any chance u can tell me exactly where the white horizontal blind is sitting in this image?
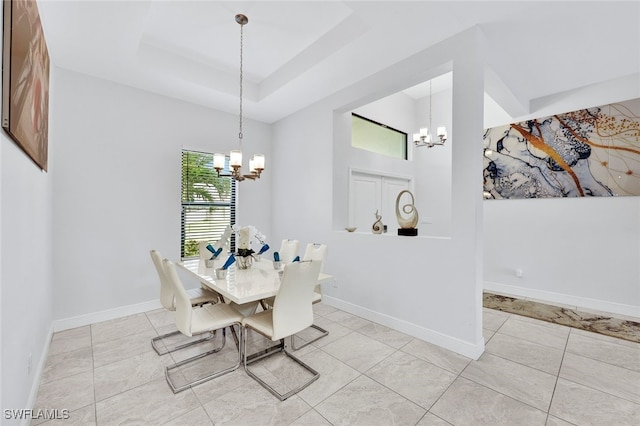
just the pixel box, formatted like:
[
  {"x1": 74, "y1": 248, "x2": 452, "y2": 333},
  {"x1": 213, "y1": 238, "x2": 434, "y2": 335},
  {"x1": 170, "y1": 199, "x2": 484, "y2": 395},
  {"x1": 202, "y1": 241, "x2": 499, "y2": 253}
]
[{"x1": 181, "y1": 150, "x2": 236, "y2": 259}]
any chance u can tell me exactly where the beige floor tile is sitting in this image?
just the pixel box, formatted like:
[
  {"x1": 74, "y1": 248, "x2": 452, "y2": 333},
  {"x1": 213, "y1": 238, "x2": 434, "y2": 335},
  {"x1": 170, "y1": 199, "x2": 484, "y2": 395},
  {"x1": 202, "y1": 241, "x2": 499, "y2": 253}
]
[
  {"x1": 560, "y1": 352, "x2": 640, "y2": 404},
  {"x1": 33, "y1": 371, "x2": 94, "y2": 423},
  {"x1": 30, "y1": 302, "x2": 640, "y2": 426},
  {"x1": 146, "y1": 307, "x2": 176, "y2": 330},
  {"x1": 92, "y1": 329, "x2": 158, "y2": 368},
  {"x1": 401, "y1": 338, "x2": 471, "y2": 375},
  {"x1": 202, "y1": 384, "x2": 311, "y2": 425},
  {"x1": 320, "y1": 331, "x2": 396, "y2": 372},
  {"x1": 566, "y1": 331, "x2": 640, "y2": 372},
  {"x1": 430, "y1": 377, "x2": 547, "y2": 426},
  {"x1": 161, "y1": 406, "x2": 213, "y2": 426},
  {"x1": 545, "y1": 415, "x2": 575, "y2": 426},
  {"x1": 41, "y1": 346, "x2": 93, "y2": 384},
  {"x1": 483, "y1": 328, "x2": 496, "y2": 343},
  {"x1": 483, "y1": 309, "x2": 510, "y2": 331},
  {"x1": 47, "y1": 326, "x2": 91, "y2": 356},
  {"x1": 366, "y1": 350, "x2": 457, "y2": 409},
  {"x1": 94, "y1": 350, "x2": 174, "y2": 401},
  {"x1": 315, "y1": 375, "x2": 426, "y2": 426},
  {"x1": 289, "y1": 409, "x2": 332, "y2": 425},
  {"x1": 313, "y1": 303, "x2": 338, "y2": 317},
  {"x1": 498, "y1": 316, "x2": 569, "y2": 349},
  {"x1": 325, "y1": 310, "x2": 372, "y2": 330},
  {"x1": 416, "y1": 413, "x2": 452, "y2": 425},
  {"x1": 461, "y1": 352, "x2": 556, "y2": 411},
  {"x1": 509, "y1": 313, "x2": 576, "y2": 331},
  {"x1": 95, "y1": 377, "x2": 200, "y2": 425},
  {"x1": 91, "y1": 312, "x2": 156, "y2": 344},
  {"x1": 570, "y1": 326, "x2": 640, "y2": 349},
  {"x1": 190, "y1": 368, "x2": 258, "y2": 406},
  {"x1": 485, "y1": 332, "x2": 564, "y2": 374},
  {"x1": 356, "y1": 322, "x2": 413, "y2": 349},
  {"x1": 549, "y1": 378, "x2": 640, "y2": 426},
  {"x1": 35, "y1": 404, "x2": 95, "y2": 426},
  {"x1": 297, "y1": 347, "x2": 360, "y2": 406}
]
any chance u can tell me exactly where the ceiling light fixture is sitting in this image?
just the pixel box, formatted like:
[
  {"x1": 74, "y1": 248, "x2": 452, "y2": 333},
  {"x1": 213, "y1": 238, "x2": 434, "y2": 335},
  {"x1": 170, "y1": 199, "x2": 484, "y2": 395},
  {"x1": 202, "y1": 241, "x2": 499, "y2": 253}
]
[
  {"x1": 214, "y1": 14, "x2": 264, "y2": 181},
  {"x1": 413, "y1": 80, "x2": 447, "y2": 148}
]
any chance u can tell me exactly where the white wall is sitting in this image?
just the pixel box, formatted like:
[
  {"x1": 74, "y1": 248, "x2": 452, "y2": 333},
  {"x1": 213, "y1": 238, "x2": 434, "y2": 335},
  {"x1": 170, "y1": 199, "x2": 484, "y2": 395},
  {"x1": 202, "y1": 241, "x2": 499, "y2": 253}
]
[
  {"x1": 51, "y1": 69, "x2": 272, "y2": 323},
  {"x1": 273, "y1": 29, "x2": 485, "y2": 359},
  {"x1": 482, "y1": 76, "x2": 640, "y2": 317},
  {"x1": 0, "y1": 81, "x2": 54, "y2": 422},
  {"x1": 414, "y1": 89, "x2": 453, "y2": 237}
]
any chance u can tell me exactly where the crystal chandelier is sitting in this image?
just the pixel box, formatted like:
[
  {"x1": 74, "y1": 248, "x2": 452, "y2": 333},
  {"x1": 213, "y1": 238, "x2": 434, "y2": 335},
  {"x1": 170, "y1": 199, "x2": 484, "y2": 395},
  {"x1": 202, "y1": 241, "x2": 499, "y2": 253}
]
[{"x1": 214, "y1": 14, "x2": 264, "y2": 181}]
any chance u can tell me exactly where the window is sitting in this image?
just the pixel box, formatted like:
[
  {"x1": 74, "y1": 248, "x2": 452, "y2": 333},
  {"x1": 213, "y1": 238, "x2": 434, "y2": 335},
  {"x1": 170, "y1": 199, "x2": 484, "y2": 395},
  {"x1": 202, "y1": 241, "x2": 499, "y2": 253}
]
[
  {"x1": 351, "y1": 113, "x2": 407, "y2": 159},
  {"x1": 181, "y1": 149, "x2": 236, "y2": 259}
]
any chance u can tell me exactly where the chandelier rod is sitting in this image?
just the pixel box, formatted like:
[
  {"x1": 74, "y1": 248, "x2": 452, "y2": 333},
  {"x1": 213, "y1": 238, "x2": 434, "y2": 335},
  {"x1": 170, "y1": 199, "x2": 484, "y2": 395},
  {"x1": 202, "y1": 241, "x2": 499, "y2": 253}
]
[{"x1": 237, "y1": 14, "x2": 247, "y2": 150}]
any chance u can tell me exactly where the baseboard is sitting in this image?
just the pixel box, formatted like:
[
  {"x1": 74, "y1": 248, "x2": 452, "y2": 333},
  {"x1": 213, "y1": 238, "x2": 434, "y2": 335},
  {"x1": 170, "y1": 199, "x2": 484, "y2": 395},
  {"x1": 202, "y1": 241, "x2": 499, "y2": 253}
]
[
  {"x1": 52, "y1": 299, "x2": 163, "y2": 332},
  {"x1": 484, "y1": 281, "x2": 640, "y2": 319},
  {"x1": 321, "y1": 295, "x2": 484, "y2": 360},
  {"x1": 22, "y1": 325, "x2": 54, "y2": 426}
]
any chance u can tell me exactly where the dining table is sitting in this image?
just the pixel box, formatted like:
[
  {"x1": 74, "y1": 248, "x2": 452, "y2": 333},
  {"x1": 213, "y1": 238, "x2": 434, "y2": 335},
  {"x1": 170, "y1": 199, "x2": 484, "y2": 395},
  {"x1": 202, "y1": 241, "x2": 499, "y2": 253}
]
[
  {"x1": 178, "y1": 256, "x2": 333, "y2": 306},
  {"x1": 178, "y1": 256, "x2": 333, "y2": 370}
]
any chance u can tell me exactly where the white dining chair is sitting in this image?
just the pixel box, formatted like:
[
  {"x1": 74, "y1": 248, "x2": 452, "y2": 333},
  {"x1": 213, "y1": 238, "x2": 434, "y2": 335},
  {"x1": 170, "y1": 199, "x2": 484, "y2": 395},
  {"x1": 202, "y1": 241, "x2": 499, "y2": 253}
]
[
  {"x1": 260, "y1": 239, "x2": 300, "y2": 309},
  {"x1": 242, "y1": 260, "x2": 321, "y2": 400},
  {"x1": 163, "y1": 259, "x2": 245, "y2": 393},
  {"x1": 289, "y1": 243, "x2": 330, "y2": 350},
  {"x1": 149, "y1": 250, "x2": 219, "y2": 355},
  {"x1": 278, "y1": 239, "x2": 299, "y2": 264}
]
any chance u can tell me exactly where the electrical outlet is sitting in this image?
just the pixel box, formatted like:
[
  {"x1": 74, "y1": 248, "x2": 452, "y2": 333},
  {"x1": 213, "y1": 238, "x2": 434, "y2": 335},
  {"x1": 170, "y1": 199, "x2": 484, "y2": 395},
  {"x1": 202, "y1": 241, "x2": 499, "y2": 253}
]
[
  {"x1": 515, "y1": 268, "x2": 523, "y2": 278},
  {"x1": 27, "y1": 353, "x2": 32, "y2": 375},
  {"x1": 332, "y1": 279, "x2": 338, "y2": 288}
]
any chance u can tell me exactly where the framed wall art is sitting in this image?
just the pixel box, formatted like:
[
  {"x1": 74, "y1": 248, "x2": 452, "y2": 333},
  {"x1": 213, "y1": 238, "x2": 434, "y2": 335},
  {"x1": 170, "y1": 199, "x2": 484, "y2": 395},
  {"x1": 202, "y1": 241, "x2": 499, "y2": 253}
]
[
  {"x1": 483, "y1": 98, "x2": 640, "y2": 199},
  {"x1": 2, "y1": 0, "x2": 50, "y2": 171}
]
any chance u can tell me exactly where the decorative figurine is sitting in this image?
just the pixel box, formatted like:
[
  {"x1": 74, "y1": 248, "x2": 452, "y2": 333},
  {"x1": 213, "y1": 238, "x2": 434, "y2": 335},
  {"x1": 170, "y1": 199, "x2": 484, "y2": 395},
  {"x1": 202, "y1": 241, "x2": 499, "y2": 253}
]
[
  {"x1": 372, "y1": 210, "x2": 384, "y2": 234},
  {"x1": 396, "y1": 190, "x2": 419, "y2": 236}
]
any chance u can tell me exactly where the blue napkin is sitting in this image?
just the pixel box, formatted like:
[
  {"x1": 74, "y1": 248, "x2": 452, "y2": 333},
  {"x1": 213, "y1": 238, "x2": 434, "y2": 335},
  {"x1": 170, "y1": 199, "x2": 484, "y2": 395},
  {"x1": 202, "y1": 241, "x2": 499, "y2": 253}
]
[
  {"x1": 273, "y1": 252, "x2": 280, "y2": 262},
  {"x1": 221, "y1": 254, "x2": 236, "y2": 270},
  {"x1": 292, "y1": 256, "x2": 300, "y2": 262},
  {"x1": 206, "y1": 244, "x2": 222, "y2": 260},
  {"x1": 258, "y1": 244, "x2": 270, "y2": 255}
]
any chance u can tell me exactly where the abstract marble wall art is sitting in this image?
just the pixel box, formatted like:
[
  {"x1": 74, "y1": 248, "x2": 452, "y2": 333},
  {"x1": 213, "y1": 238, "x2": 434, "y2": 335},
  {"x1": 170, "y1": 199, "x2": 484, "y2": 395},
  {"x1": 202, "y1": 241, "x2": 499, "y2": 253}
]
[{"x1": 483, "y1": 98, "x2": 640, "y2": 199}]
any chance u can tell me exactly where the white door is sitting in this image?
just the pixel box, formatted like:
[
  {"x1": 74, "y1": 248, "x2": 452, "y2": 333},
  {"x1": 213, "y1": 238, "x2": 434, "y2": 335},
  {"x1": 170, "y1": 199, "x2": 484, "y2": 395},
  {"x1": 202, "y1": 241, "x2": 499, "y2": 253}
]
[{"x1": 349, "y1": 171, "x2": 410, "y2": 232}]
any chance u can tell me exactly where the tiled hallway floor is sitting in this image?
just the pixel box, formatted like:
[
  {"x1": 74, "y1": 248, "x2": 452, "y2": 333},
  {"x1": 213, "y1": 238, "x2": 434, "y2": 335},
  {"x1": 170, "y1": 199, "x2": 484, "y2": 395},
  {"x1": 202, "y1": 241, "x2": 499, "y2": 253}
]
[{"x1": 33, "y1": 303, "x2": 640, "y2": 425}]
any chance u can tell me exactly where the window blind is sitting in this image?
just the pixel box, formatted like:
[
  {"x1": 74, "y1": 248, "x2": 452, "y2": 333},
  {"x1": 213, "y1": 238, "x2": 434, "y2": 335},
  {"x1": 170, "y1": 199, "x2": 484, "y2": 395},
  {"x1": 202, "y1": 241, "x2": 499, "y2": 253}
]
[{"x1": 181, "y1": 149, "x2": 236, "y2": 258}]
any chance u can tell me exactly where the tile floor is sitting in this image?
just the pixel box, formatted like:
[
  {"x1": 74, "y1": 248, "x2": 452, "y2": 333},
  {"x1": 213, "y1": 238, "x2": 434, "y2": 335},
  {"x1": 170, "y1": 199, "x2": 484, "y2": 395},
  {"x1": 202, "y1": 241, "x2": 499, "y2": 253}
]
[{"x1": 33, "y1": 303, "x2": 640, "y2": 425}]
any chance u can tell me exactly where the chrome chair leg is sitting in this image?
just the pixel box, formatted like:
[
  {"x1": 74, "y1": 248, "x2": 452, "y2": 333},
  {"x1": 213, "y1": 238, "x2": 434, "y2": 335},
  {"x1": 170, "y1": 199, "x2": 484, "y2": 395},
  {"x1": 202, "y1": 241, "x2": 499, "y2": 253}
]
[
  {"x1": 165, "y1": 325, "x2": 241, "y2": 393},
  {"x1": 151, "y1": 330, "x2": 215, "y2": 356},
  {"x1": 243, "y1": 326, "x2": 320, "y2": 401},
  {"x1": 291, "y1": 324, "x2": 329, "y2": 351}
]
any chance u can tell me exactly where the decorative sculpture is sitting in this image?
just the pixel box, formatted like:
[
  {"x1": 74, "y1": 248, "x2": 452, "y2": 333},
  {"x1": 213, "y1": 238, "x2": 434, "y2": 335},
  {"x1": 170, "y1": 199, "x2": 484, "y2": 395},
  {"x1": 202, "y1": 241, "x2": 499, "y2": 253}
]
[
  {"x1": 372, "y1": 210, "x2": 384, "y2": 234},
  {"x1": 396, "y1": 190, "x2": 419, "y2": 236}
]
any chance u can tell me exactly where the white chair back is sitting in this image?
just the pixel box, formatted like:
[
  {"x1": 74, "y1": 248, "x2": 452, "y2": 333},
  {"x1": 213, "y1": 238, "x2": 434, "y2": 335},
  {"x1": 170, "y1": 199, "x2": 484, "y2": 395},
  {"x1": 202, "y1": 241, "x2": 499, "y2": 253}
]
[
  {"x1": 302, "y1": 243, "x2": 328, "y2": 272},
  {"x1": 279, "y1": 239, "x2": 299, "y2": 264},
  {"x1": 163, "y1": 259, "x2": 194, "y2": 337},
  {"x1": 150, "y1": 250, "x2": 175, "y2": 311},
  {"x1": 272, "y1": 261, "x2": 321, "y2": 341}
]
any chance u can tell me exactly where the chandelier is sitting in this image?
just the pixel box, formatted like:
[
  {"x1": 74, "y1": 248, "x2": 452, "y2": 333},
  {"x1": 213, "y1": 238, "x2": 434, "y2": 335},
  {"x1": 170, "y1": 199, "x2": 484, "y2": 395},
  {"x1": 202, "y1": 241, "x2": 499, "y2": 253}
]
[
  {"x1": 413, "y1": 79, "x2": 447, "y2": 148},
  {"x1": 213, "y1": 14, "x2": 265, "y2": 181}
]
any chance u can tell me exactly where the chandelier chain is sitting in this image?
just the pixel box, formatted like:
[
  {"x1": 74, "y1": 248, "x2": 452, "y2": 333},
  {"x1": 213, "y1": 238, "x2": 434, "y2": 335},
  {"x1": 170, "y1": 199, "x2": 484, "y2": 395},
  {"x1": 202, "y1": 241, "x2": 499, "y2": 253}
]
[
  {"x1": 238, "y1": 21, "x2": 244, "y2": 145},
  {"x1": 429, "y1": 79, "x2": 432, "y2": 133}
]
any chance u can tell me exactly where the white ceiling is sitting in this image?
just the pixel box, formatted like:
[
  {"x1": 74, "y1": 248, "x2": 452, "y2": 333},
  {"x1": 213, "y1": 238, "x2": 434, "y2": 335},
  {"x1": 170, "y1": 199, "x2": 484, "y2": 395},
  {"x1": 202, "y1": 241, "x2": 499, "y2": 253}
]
[{"x1": 37, "y1": 1, "x2": 640, "y2": 123}]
